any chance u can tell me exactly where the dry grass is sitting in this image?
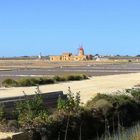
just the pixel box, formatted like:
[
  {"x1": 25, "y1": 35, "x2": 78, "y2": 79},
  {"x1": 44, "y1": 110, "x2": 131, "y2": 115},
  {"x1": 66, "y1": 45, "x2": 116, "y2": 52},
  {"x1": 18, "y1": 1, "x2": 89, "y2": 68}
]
[{"x1": 102, "y1": 123, "x2": 140, "y2": 140}]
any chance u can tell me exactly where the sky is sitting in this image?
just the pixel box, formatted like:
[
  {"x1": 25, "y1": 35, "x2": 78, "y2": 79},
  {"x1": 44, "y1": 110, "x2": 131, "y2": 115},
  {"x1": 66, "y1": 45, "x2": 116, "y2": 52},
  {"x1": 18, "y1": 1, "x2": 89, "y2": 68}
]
[{"x1": 0, "y1": 0, "x2": 140, "y2": 57}]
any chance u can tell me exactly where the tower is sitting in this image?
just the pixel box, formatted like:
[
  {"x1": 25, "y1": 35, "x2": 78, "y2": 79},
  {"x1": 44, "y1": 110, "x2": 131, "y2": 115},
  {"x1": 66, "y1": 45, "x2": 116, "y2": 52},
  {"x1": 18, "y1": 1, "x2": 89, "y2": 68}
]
[
  {"x1": 78, "y1": 46, "x2": 84, "y2": 56},
  {"x1": 38, "y1": 52, "x2": 42, "y2": 59}
]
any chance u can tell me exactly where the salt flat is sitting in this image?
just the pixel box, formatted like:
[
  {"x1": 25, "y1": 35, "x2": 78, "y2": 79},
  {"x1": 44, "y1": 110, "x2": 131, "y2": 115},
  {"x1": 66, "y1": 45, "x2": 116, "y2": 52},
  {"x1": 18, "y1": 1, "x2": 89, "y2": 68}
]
[{"x1": 0, "y1": 73, "x2": 140, "y2": 103}]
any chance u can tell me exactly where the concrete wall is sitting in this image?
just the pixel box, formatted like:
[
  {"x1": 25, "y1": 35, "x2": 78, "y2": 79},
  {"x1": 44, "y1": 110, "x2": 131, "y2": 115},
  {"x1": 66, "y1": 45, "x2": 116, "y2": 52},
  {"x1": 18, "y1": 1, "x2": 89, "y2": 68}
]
[{"x1": 0, "y1": 91, "x2": 66, "y2": 119}]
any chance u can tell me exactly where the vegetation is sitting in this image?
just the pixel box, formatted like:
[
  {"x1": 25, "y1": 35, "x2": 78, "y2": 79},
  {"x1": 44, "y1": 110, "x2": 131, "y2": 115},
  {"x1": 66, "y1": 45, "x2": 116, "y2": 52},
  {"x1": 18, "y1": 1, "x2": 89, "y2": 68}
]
[
  {"x1": 0, "y1": 105, "x2": 4, "y2": 121},
  {"x1": 1, "y1": 87, "x2": 140, "y2": 139},
  {"x1": 53, "y1": 76, "x2": 66, "y2": 82},
  {"x1": 57, "y1": 87, "x2": 81, "y2": 113},
  {"x1": 100, "y1": 122, "x2": 140, "y2": 140},
  {"x1": 2, "y1": 79, "x2": 18, "y2": 87},
  {"x1": 16, "y1": 93, "x2": 48, "y2": 128},
  {"x1": 66, "y1": 74, "x2": 87, "y2": 81},
  {"x1": 2, "y1": 74, "x2": 88, "y2": 87}
]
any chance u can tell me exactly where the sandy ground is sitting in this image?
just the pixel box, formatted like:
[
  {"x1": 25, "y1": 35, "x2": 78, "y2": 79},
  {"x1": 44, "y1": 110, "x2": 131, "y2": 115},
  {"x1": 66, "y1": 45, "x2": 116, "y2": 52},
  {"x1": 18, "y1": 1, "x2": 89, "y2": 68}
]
[
  {"x1": 0, "y1": 73, "x2": 140, "y2": 104},
  {"x1": 0, "y1": 132, "x2": 15, "y2": 139},
  {"x1": 0, "y1": 132, "x2": 23, "y2": 139},
  {"x1": 1, "y1": 73, "x2": 140, "y2": 139}
]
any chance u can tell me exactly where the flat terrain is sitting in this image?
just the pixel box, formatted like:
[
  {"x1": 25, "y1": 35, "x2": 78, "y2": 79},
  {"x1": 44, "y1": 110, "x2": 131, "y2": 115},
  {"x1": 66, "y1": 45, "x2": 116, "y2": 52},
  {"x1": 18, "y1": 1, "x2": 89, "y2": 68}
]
[
  {"x1": 1, "y1": 61, "x2": 140, "y2": 139},
  {"x1": 0, "y1": 60, "x2": 140, "y2": 102},
  {"x1": 0, "y1": 73, "x2": 140, "y2": 104},
  {"x1": 0, "y1": 60, "x2": 140, "y2": 83}
]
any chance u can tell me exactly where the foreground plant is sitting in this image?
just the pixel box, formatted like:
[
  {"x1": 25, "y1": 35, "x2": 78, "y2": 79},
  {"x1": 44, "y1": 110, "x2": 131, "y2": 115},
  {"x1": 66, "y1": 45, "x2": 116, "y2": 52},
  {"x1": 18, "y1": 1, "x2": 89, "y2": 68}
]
[
  {"x1": 1, "y1": 87, "x2": 140, "y2": 140},
  {"x1": 16, "y1": 87, "x2": 48, "y2": 128}
]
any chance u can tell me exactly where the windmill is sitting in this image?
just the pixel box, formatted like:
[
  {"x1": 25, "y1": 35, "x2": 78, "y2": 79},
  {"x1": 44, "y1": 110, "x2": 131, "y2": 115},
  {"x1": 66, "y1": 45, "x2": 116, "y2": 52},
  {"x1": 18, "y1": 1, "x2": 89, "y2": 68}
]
[{"x1": 77, "y1": 44, "x2": 84, "y2": 56}]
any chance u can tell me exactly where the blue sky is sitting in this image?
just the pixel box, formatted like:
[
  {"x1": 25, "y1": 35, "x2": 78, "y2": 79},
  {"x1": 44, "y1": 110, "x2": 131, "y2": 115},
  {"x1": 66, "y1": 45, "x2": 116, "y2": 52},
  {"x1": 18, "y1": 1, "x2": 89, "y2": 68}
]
[{"x1": 0, "y1": 0, "x2": 140, "y2": 56}]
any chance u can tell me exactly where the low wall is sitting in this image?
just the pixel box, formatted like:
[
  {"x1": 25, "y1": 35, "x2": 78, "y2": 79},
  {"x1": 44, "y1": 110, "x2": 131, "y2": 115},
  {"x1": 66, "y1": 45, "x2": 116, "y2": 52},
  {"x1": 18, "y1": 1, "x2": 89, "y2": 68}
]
[{"x1": 0, "y1": 91, "x2": 67, "y2": 119}]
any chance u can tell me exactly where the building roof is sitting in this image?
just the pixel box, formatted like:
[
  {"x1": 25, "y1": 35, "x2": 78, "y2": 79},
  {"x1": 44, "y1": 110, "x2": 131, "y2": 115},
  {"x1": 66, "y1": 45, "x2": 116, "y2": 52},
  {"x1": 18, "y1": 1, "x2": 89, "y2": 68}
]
[{"x1": 79, "y1": 47, "x2": 84, "y2": 51}]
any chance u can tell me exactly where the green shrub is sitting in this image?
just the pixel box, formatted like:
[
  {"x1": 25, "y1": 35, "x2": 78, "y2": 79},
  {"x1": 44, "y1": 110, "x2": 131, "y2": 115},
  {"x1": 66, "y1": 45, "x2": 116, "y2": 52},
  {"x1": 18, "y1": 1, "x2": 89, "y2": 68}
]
[
  {"x1": 28, "y1": 78, "x2": 40, "y2": 85},
  {"x1": 57, "y1": 87, "x2": 81, "y2": 113},
  {"x1": 2, "y1": 87, "x2": 140, "y2": 140},
  {"x1": 87, "y1": 93, "x2": 140, "y2": 127},
  {"x1": 16, "y1": 92, "x2": 48, "y2": 127},
  {"x1": 53, "y1": 76, "x2": 66, "y2": 82},
  {"x1": 2, "y1": 74, "x2": 88, "y2": 87},
  {"x1": 17, "y1": 77, "x2": 55, "y2": 87},
  {"x1": 18, "y1": 78, "x2": 34, "y2": 87},
  {"x1": 0, "y1": 105, "x2": 4, "y2": 121},
  {"x1": 38, "y1": 78, "x2": 55, "y2": 85},
  {"x1": 92, "y1": 99, "x2": 113, "y2": 115},
  {"x1": 82, "y1": 74, "x2": 88, "y2": 79},
  {"x1": 54, "y1": 74, "x2": 88, "y2": 82},
  {"x1": 87, "y1": 93, "x2": 134, "y2": 108},
  {"x1": 66, "y1": 75, "x2": 83, "y2": 81},
  {"x1": 2, "y1": 79, "x2": 18, "y2": 87},
  {"x1": 126, "y1": 88, "x2": 140, "y2": 101}
]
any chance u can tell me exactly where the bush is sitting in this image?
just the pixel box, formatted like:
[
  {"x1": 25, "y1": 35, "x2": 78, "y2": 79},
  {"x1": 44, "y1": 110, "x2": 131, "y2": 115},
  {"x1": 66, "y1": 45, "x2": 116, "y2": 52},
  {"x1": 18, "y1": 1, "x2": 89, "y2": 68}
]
[
  {"x1": 38, "y1": 78, "x2": 55, "y2": 85},
  {"x1": 17, "y1": 77, "x2": 55, "y2": 87},
  {"x1": 92, "y1": 99, "x2": 113, "y2": 116},
  {"x1": 7, "y1": 120, "x2": 19, "y2": 129},
  {"x1": 87, "y1": 93, "x2": 140, "y2": 127},
  {"x1": 2, "y1": 88, "x2": 140, "y2": 140},
  {"x1": 0, "y1": 105, "x2": 4, "y2": 121},
  {"x1": 57, "y1": 87, "x2": 81, "y2": 113},
  {"x1": 67, "y1": 75, "x2": 81, "y2": 81},
  {"x1": 18, "y1": 78, "x2": 34, "y2": 87},
  {"x1": 54, "y1": 74, "x2": 88, "y2": 82},
  {"x1": 2, "y1": 74, "x2": 88, "y2": 87},
  {"x1": 66, "y1": 74, "x2": 88, "y2": 81},
  {"x1": 16, "y1": 92, "x2": 48, "y2": 127},
  {"x1": 87, "y1": 93, "x2": 134, "y2": 108},
  {"x1": 53, "y1": 76, "x2": 66, "y2": 82},
  {"x1": 2, "y1": 79, "x2": 18, "y2": 87},
  {"x1": 126, "y1": 88, "x2": 140, "y2": 101},
  {"x1": 82, "y1": 74, "x2": 88, "y2": 79}
]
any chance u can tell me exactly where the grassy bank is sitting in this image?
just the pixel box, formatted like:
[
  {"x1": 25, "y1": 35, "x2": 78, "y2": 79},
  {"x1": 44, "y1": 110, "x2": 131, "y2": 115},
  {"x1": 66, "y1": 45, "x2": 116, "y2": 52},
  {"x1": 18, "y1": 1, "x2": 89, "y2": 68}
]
[{"x1": 2, "y1": 74, "x2": 88, "y2": 87}]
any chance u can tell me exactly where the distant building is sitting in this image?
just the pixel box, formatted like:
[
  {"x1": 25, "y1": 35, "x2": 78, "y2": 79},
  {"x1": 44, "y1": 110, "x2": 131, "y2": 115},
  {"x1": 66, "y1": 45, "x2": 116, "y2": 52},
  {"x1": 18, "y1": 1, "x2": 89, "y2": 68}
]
[
  {"x1": 38, "y1": 52, "x2": 42, "y2": 59},
  {"x1": 50, "y1": 47, "x2": 93, "y2": 61}
]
